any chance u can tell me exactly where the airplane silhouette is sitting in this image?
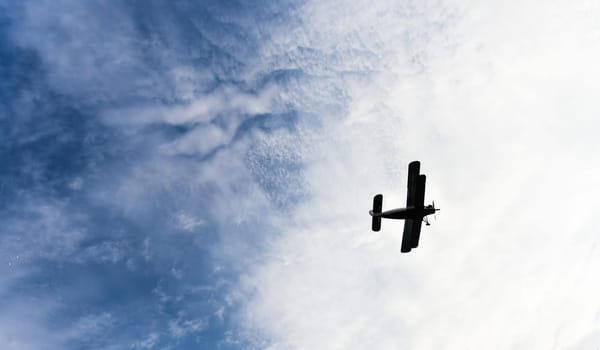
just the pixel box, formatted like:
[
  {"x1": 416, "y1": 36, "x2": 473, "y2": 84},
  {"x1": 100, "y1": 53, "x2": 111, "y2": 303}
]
[{"x1": 369, "y1": 161, "x2": 439, "y2": 253}]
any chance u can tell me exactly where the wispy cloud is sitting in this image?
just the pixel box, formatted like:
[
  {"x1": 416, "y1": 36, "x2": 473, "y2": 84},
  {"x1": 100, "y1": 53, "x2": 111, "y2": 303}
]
[
  {"x1": 1, "y1": 1, "x2": 302, "y2": 348},
  {"x1": 132, "y1": 332, "x2": 159, "y2": 350}
]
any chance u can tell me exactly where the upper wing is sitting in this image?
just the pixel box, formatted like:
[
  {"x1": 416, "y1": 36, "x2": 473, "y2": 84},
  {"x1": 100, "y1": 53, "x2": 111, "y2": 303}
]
[
  {"x1": 404, "y1": 174, "x2": 427, "y2": 251},
  {"x1": 409, "y1": 174, "x2": 426, "y2": 248},
  {"x1": 405, "y1": 161, "x2": 421, "y2": 207},
  {"x1": 416, "y1": 174, "x2": 426, "y2": 208},
  {"x1": 403, "y1": 162, "x2": 427, "y2": 252}
]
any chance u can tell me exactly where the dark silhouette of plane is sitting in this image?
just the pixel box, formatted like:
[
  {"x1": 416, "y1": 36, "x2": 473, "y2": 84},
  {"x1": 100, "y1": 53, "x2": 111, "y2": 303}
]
[{"x1": 369, "y1": 161, "x2": 439, "y2": 253}]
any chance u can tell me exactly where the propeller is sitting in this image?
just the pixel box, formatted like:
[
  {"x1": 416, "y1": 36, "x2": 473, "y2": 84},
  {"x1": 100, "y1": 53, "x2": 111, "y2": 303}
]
[{"x1": 424, "y1": 201, "x2": 439, "y2": 225}]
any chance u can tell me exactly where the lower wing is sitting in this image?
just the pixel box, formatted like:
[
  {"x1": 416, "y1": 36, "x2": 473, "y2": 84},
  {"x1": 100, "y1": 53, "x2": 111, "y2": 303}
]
[
  {"x1": 410, "y1": 219, "x2": 423, "y2": 249},
  {"x1": 401, "y1": 220, "x2": 414, "y2": 253},
  {"x1": 401, "y1": 219, "x2": 423, "y2": 253}
]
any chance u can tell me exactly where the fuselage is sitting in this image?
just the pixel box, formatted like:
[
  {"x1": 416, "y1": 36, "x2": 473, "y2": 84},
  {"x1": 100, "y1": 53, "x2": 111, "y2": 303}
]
[{"x1": 376, "y1": 206, "x2": 436, "y2": 220}]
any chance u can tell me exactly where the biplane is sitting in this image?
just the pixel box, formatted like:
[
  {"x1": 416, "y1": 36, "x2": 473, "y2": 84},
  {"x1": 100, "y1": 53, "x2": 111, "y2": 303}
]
[{"x1": 369, "y1": 161, "x2": 439, "y2": 253}]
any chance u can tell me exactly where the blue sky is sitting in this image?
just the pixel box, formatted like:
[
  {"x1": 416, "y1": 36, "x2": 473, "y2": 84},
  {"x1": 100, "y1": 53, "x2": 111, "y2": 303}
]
[
  {"x1": 4, "y1": 1, "x2": 600, "y2": 349},
  {"x1": 1, "y1": 1, "x2": 303, "y2": 348}
]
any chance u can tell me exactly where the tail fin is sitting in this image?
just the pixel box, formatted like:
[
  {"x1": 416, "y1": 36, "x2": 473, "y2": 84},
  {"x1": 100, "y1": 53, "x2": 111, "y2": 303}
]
[{"x1": 371, "y1": 194, "x2": 383, "y2": 231}]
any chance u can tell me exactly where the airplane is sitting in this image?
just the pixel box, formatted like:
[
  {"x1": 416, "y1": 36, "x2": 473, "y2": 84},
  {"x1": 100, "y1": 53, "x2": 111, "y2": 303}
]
[{"x1": 369, "y1": 161, "x2": 439, "y2": 253}]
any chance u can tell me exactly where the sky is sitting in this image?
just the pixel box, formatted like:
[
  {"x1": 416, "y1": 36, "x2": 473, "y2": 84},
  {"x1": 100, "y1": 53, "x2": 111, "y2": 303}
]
[{"x1": 2, "y1": 0, "x2": 600, "y2": 349}]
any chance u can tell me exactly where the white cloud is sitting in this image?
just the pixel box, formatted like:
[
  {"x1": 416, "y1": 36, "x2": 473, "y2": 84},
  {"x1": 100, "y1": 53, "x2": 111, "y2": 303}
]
[
  {"x1": 0, "y1": 301, "x2": 114, "y2": 350},
  {"x1": 66, "y1": 312, "x2": 114, "y2": 338},
  {"x1": 173, "y1": 212, "x2": 205, "y2": 232},
  {"x1": 0, "y1": 199, "x2": 87, "y2": 264},
  {"x1": 101, "y1": 84, "x2": 279, "y2": 128},
  {"x1": 236, "y1": 0, "x2": 600, "y2": 349},
  {"x1": 132, "y1": 332, "x2": 159, "y2": 349},
  {"x1": 168, "y1": 317, "x2": 207, "y2": 339},
  {"x1": 159, "y1": 124, "x2": 230, "y2": 157},
  {"x1": 0, "y1": 299, "x2": 62, "y2": 350}
]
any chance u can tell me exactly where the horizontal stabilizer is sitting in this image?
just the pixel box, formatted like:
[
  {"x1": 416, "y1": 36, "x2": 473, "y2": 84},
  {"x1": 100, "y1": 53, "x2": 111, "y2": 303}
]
[{"x1": 371, "y1": 194, "x2": 383, "y2": 231}]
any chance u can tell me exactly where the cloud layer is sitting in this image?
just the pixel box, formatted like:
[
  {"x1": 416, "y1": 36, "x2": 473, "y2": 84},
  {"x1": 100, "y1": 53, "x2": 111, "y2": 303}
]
[
  {"x1": 1, "y1": 1, "x2": 303, "y2": 348},
  {"x1": 4, "y1": 0, "x2": 600, "y2": 349}
]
